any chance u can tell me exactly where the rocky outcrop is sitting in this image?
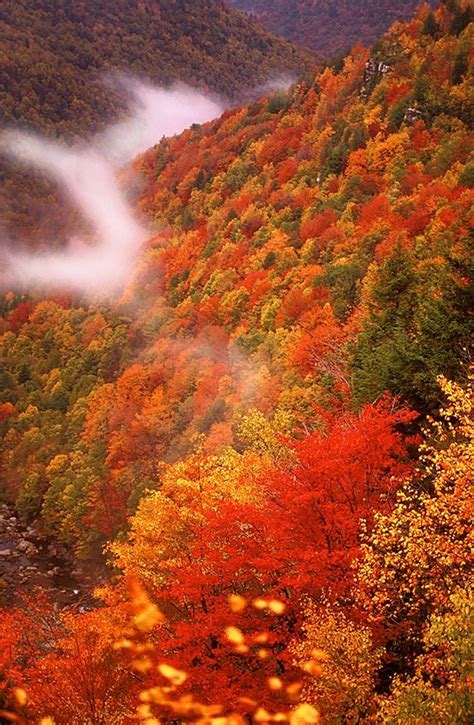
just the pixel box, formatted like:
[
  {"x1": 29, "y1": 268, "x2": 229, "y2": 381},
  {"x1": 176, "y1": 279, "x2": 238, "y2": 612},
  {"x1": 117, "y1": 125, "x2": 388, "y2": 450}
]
[
  {"x1": 361, "y1": 58, "x2": 391, "y2": 100},
  {"x1": 404, "y1": 105, "x2": 423, "y2": 124},
  {"x1": 0, "y1": 503, "x2": 88, "y2": 608}
]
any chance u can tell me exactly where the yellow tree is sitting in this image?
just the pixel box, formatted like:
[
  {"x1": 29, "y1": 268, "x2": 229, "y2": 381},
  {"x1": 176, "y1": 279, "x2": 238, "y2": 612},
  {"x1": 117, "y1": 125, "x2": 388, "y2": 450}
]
[
  {"x1": 291, "y1": 602, "x2": 381, "y2": 724},
  {"x1": 109, "y1": 447, "x2": 268, "y2": 592},
  {"x1": 378, "y1": 588, "x2": 473, "y2": 724},
  {"x1": 356, "y1": 373, "x2": 473, "y2": 685}
]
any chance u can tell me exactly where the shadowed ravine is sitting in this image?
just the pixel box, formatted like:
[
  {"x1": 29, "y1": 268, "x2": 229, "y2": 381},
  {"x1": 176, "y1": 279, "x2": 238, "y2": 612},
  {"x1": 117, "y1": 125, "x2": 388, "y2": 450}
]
[{"x1": 0, "y1": 503, "x2": 101, "y2": 609}]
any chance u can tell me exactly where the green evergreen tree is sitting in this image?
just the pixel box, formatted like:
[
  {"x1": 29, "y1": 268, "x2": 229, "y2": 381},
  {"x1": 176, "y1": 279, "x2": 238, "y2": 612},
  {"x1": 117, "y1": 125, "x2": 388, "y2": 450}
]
[{"x1": 421, "y1": 11, "x2": 440, "y2": 38}]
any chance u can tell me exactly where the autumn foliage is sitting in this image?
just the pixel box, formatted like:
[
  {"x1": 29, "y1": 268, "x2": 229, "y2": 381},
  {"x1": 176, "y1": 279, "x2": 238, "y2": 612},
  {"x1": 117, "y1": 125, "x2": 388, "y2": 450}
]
[
  {"x1": 1, "y1": 1, "x2": 473, "y2": 722},
  {"x1": 230, "y1": 0, "x2": 441, "y2": 55}
]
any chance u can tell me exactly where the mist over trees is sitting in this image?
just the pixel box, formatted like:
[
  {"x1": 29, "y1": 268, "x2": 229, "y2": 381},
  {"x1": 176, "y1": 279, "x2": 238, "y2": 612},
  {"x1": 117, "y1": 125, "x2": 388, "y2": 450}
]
[
  {"x1": 0, "y1": 0, "x2": 316, "y2": 244},
  {"x1": 0, "y1": 1, "x2": 473, "y2": 722}
]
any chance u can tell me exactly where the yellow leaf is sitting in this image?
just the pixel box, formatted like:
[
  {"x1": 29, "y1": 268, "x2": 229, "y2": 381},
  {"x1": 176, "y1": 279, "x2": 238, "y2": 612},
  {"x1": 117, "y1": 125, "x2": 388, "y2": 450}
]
[
  {"x1": 268, "y1": 600, "x2": 286, "y2": 615},
  {"x1": 229, "y1": 594, "x2": 248, "y2": 613},
  {"x1": 157, "y1": 663, "x2": 188, "y2": 686},
  {"x1": 290, "y1": 704, "x2": 320, "y2": 724},
  {"x1": 225, "y1": 626, "x2": 245, "y2": 646},
  {"x1": 14, "y1": 689, "x2": 28, "y2": 706},
  {"x1": 268, "y1": 676, "x2": 283, "y2": 690}
]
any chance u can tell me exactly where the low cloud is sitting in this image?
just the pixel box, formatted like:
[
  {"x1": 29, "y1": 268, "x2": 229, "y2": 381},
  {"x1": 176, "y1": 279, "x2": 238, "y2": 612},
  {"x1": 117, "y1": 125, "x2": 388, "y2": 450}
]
[
  {"x1": 99, "y1": 77, "x2": 223, "y2": 163},
  {"x1": 0, "y1": 79, "x2": 223, "y2": 297}
]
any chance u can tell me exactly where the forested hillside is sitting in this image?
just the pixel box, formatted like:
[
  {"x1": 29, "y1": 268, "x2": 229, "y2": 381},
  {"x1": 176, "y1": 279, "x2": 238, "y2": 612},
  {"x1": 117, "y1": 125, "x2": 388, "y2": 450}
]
[
  {"x1": 1, "y1": 1, "x2": 473, "y2": 722},
  {"x1": 230, "y1": 0, "x2": 445, "y2": 55},
  {"x1": 0, "y1": 0, "x2": 315, "y2": 243},
  {"x1": 1, "y1": 0, "x2": 315, "y2": 134}
]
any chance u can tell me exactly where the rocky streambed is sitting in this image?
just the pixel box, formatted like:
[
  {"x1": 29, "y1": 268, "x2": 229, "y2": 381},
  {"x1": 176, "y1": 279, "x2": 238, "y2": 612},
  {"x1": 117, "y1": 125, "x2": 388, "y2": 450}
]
[{"x1": 0, "y1": 503, "x2": 100, "y2": 609}]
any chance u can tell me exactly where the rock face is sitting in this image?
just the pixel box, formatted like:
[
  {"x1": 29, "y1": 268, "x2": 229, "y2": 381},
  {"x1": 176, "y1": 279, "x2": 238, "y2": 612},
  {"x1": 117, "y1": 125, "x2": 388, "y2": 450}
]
[
  {"x1": 17, "y1": 539, "x2": 38, "y2": 555},
  {"x1": 361, "y1": 58, "x2": 391, "y2": 100},
  {"x1": 404, "y1": 106, "x2": 423, "y2": 124},
  {"x1": 0, "y1": 503, "x2": 87, "y2": 607}
]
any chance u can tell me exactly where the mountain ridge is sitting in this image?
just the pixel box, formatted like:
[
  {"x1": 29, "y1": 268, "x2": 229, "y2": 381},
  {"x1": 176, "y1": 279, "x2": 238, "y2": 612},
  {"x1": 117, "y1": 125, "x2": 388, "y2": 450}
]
[
  {"x1": 0, "y1": 0, "x2": 316, "y2": 243},
  {"x1": 229, "y1": 0, "x2": 441, "y2": 56},
  {"x1": 0, "y1": 3, "x2": 473, "y2": 720},
  {"x1": 1, "y1": 0, "x2": 471, "y2": 549}
]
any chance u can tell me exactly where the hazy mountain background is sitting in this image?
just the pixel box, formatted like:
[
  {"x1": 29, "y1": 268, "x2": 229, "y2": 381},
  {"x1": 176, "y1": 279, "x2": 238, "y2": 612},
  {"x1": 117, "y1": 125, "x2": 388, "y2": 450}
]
[
  {"x1": 0, "y1": 1, "x2": 473, "y2": 720},
  {"x1": 229, "y1": 0, "x2": 438, "y2": 56},
  {"x1": 0, "y1": 0, "x2": 316, "y2": 243}
]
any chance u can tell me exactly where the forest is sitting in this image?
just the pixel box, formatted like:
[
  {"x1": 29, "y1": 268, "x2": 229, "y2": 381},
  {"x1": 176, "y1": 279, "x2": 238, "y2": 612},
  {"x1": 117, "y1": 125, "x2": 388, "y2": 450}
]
[
  {"x1": 0, "y1": 0, "x2": 315, "y2": 244},
  {"x1": 0, "y1": 0, "x2": 473, "y2": 722},
  {"x1": 229, "y1": 0, "x2": 442, "y2": 56}
]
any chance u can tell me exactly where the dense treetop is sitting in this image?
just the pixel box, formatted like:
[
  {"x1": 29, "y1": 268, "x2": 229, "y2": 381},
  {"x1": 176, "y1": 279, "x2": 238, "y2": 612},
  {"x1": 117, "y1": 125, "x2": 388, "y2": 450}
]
[
  {"x1": 133, "y1": 0, "x2": 472, "y2": 412},
  {"x1": 1, "y1": 0, "x2": 314, "y2": 136},
  {"x1": 0, "y1": 0, "x2": 315, "y2": 242},
  {"x1": 1, "y1": 0, "x2": 471, "y2": 550},
  {"x1": 0, "y1": 2, "x2": 473, "y2": 721},
  {"x1": 230, "y1": 0, "x2": 441, "y2": 56}
]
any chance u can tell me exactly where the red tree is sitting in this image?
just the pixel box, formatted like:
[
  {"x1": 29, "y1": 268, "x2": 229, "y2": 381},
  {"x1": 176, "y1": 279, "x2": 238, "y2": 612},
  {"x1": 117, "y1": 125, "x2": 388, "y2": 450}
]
[{"x1": 114, "y1": 400, "x2": 416, "y2": 707}]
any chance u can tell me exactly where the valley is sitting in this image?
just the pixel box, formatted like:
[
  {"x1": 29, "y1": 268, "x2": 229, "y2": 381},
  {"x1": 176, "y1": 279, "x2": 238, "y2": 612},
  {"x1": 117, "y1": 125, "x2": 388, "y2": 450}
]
[{"x1": 0, "y1": 1, "x2": 472, "y2": 722}]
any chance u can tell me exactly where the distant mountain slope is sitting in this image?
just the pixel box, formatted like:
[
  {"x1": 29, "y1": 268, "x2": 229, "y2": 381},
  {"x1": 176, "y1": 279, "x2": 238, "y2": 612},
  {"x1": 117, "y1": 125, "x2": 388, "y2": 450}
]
[
  {"x1": 2, "y1": 0, "x2": 472, "y2": 556},
  {"x1": 0, "y1": 5, "x2": 472, "y2": 713},
  {"x1": 229, "y1": 0, "x2": 440, "y2": 56},
  {"x1": 133, "y1": 0, "x2": 472, "y2": 416},
  {"x1": 0, "y1": 0, "x2": 315, "y2": 242},
  {"x1": 1, "y1": 0, "x2": 314, "y2": 135}
]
